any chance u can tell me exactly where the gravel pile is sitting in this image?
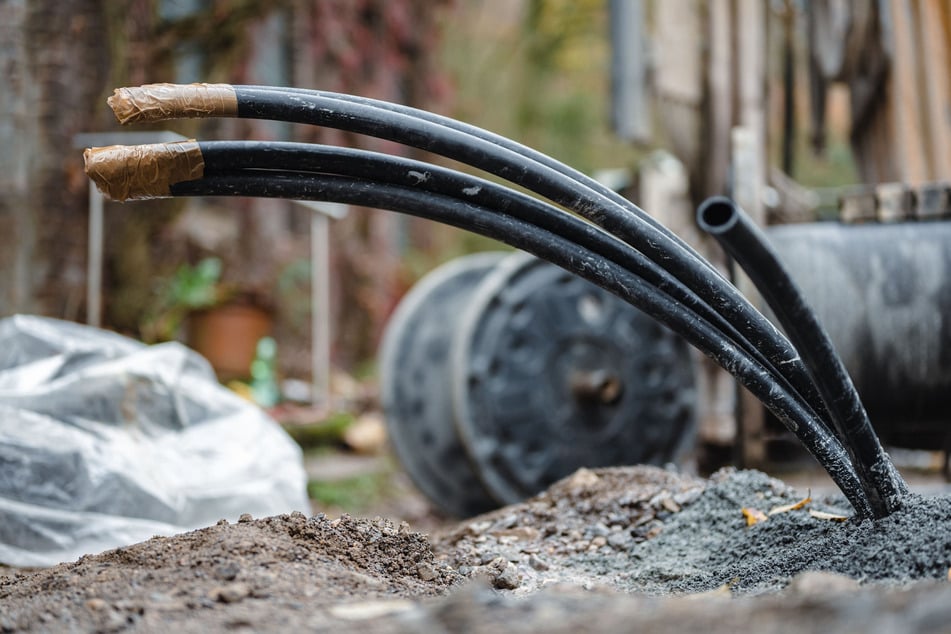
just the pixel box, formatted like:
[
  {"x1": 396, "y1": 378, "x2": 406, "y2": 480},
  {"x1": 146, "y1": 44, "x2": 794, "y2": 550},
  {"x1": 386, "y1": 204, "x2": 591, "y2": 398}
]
[{"x1": 3, "y1": 465, "x2": 950, "y2": 632}]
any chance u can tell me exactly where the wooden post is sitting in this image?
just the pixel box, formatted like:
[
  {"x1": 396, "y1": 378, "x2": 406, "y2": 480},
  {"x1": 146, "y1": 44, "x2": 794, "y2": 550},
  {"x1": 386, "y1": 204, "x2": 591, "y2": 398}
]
[
  {"x1": 731, "y1": 127, "x2": 768, "y2": 468},
  {"x1": 705, "y1": 0, "x2": 734, "y2": 199},
  {"x1": 884, "y1": 0, "x2": 929, "y2": 184},
  {"x1": 917, "y1": 0, "x2": 951, "y2": 179}
]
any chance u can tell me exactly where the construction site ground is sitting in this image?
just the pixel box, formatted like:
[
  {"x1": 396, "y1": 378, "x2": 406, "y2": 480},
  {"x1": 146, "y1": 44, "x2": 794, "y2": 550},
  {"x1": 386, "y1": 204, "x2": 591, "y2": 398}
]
[{"x1": 3, "y1": 444, "x2": 951, "y2": 633}]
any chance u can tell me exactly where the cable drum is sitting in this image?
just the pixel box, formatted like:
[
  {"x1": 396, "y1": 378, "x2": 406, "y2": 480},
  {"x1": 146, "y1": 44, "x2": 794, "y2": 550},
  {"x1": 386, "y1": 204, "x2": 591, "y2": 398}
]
[
  {"x1": 451, "y1": 253, "x2": 698, "y2": 505},
  {"x1": 381, "y1": 252, "x2": 698, "y2": 515},
  {"x1": 379, "y1": 253, "x2": 507, "y2": 517}
]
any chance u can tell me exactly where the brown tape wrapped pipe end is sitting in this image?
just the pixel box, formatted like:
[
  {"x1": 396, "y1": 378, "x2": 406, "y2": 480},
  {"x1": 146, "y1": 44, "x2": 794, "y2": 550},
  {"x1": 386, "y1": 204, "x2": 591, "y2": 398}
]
[
  {"x1": 108, "y1": 83, "x2": 238, "y2": 124},
  {"x1": 83, "y1": 141, "x2": 205, "y2": 201}
]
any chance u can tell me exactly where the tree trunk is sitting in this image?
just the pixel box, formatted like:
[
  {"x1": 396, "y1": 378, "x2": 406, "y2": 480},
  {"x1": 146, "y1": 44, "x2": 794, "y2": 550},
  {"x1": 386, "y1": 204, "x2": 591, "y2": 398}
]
[{"x1": 0, "y1": 0, "x2": 109, "y2": 319}]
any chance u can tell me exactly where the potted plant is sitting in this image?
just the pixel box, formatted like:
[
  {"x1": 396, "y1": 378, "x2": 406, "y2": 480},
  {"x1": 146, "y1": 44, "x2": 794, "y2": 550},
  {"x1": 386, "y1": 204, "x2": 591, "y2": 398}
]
[{"x1": 141, "y1": 257, "x2": 273, "y2": 381}]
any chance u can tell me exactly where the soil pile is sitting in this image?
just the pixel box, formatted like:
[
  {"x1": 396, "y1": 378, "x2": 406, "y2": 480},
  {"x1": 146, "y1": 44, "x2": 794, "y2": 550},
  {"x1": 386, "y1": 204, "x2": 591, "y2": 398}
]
[
  {"x1": 435, "y1": 466, "x2": 951, "y2": 596},
  {"x1": 0, "y1": 512, "x2": 459, "y2": 632},
  {"x1": 2, "y1": 465, "x2": 951, "y2": 632}
]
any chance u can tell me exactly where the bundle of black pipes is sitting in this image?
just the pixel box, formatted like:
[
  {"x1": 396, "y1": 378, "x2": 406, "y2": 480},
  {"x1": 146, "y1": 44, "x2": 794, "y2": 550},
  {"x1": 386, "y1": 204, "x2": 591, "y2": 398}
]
[{"x1": 84, "y1": 83, "x2": 907, "y2": 519}]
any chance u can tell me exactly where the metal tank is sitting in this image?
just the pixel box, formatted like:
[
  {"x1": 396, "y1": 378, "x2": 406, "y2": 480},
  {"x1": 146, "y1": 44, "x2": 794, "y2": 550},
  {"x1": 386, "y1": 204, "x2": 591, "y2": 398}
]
[{"x1": 767, "y1": 220, "x2": 951, "y2": 449}]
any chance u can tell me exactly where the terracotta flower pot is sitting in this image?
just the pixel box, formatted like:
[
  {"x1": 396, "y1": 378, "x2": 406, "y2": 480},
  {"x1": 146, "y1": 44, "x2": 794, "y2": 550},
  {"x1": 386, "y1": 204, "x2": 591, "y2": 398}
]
[{"x1": 187, "y1": 303, "x2": 273, "y2": 381}]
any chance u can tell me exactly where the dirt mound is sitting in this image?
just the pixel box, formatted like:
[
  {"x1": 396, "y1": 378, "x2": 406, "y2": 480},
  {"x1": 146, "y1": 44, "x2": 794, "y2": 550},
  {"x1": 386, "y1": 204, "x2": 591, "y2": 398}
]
[
  {"x1": 0, "y1": 512, "x2": 459, "y2": 632},
  {"x1": 2, "y1": 465, "x2": 951, "y2": 632}
]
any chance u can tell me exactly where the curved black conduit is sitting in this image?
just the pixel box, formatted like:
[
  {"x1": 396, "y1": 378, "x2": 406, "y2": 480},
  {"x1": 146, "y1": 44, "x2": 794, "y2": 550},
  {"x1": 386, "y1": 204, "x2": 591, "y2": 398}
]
[
  {"x1": 232, "y1": 86, "x2": 834, "y2": 426},
  {"x1": 108, "y1": 84, "x2": 834, "y2": 447},
  {"x1": 199, "y1": 140, "x2": 789, "y2": 390},
  {"x1": 241, "y1": 86, "x2": 719, "y2": 272},
  {"x1": 164, "y1": 169, "x2": 872, "y2": 516},
  {"x1": 100, "y1": 84, "x2": 904, "y2": 515},
  {"x1": 697, "y1": 197, "x2": 907, "y2": 515}
]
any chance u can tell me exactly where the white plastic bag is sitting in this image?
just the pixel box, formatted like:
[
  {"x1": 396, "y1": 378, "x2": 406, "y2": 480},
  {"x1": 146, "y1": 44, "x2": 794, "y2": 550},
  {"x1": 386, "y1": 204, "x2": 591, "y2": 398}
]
[{"x1": 0, "y1": 315, "x2": 309, "y2": 567}]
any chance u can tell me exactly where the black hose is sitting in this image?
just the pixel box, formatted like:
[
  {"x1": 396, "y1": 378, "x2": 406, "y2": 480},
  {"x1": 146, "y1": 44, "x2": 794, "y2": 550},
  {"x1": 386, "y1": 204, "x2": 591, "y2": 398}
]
[
  {"x1": 102, "y1": 84, "x2": 894, "y2": 515},
  {"x1": 198, "y1": 140, "x2": 846, "y2": 484},
  {"x1": 697, "y1": 196, "x2": 907, "y2": 517},
  {"x1": 238, "y1": 86, "x2": 717, "y2": 271},
  {"x1": 109, "y1": 83, "x2": 837, "y2": 453},
  {"x1": 168, "y1": 169, "x2": 873, "y2": 516},
  {"x1": 198, "y1": 140, "x2": 787, "y2": 391},
  {"x1": 225, "y1": 85, "x2": 836, "y2": 438}
]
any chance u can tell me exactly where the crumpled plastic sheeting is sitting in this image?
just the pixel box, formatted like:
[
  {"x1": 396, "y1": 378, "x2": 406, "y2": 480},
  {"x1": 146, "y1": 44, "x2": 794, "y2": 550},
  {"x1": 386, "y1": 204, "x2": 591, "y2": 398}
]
[{"x1": 0, "y1": 315, "x2": 310, "y2": 567}]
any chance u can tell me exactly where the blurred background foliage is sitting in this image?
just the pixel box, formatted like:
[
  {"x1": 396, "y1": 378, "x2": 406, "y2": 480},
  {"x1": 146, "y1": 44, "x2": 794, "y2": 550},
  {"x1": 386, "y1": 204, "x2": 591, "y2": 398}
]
[{"x1": 0, "y1": 0, "x2": 874, "y2": 384}]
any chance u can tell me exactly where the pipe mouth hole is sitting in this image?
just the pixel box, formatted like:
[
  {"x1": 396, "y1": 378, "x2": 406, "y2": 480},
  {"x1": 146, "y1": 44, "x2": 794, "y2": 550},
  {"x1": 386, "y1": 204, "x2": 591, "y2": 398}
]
[{"x1": 697, "y1": 197, "x2": 739, "y2": 233}]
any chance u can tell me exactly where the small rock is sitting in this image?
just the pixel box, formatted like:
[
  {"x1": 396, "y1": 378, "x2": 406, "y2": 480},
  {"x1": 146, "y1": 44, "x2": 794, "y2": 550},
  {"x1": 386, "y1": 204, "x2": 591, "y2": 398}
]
[
  {"x1": 494, "y1": 526, "x2": 541, "y2": 542},
  {"x1": 528, "y1": 554, "x2": 550, "y2": 571},
  {"x1": 591, "y1": 536, "x2": 607, "y2": 548},
  {"x1": 209, "y1": 583, "x2": 251, "y2": 604},
  {"x1": 85, "y1": 598, "x2": 107, "y2": 611},
  {"x1": 661, "y1": 497, "x2": 681, "y2": 513},
  {"x1": 563, "y1": 468, "x2": 600, "y2": 491},
  {"x1": 644, "y1": 525, "x2": 663, "y2": 539},
  {"x1": 589, "y1": 523, "x2": 611, "y2": 537},
  {"x1": 216, "y1": 519, "x2": 229, "y2": 526},
  {"x1": 673, "y1": 488, "x2": 703, "y2": 506},
  {"x1": 238, "y1": 513, "x2": 253, "y2": 523},
  {"x1": 479, "y1": 552, "x2": 501, "y2": 566},
  {"x1": 416, "y1": 563, "x2": 437, "y2": 581},
  {"x1": 784, "y1": 571, "x2": 859, "y2": 596},
  {"x1": 492, "y1": 562, "x2": 521, "y2": 590},
  {"x1": 214, "y1": 563, "x2": 240, "y2": 581}
]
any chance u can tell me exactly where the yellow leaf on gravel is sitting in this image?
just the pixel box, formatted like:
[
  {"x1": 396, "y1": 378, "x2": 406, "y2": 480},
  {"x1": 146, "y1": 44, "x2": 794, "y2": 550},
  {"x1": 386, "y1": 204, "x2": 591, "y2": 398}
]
[
  {"x1": 742, "y1": 507, "x2": 768, "y2": 526},
  {"x1": 768, "y1": 491, "x2": 812, "y2": 516}
]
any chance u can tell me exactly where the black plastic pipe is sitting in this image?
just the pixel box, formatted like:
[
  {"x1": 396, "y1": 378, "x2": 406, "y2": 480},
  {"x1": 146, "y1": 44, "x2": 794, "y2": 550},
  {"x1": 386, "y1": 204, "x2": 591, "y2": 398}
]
[
  {"x1": 166, "y1": 169, "x2": 872, "y2": 516},
  {"x1": 110, "y1": 83, "x2": 836, "y2": 447},
  {"x1": 100, "y1": 84, "x2": 895, "y2": 515},
  {"x1": 199, "y1": 140, "x2": 790, "y2": 392},
  {"x1": 697, "y1": 196, "x2": 907, "y2": 517}
]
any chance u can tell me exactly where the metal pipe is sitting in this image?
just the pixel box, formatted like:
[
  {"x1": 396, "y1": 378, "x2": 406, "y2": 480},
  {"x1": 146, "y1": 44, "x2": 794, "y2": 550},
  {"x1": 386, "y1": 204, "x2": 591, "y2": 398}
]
[
  {"x1": 86, "y1": 183, "x2": 103, "y2": 328},
  {"x1": 697, "y1": 196, "x2": 907, "y2": 517}
]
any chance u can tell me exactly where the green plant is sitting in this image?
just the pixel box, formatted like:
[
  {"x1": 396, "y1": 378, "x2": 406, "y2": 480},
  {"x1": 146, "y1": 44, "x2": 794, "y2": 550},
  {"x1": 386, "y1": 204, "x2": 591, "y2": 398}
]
[
  {"x1": 306, "y1": 472, "x2": 388, "y2": 512},
  {"x1": 141, "y1": 257, "x2": 230, "y2": 342}
]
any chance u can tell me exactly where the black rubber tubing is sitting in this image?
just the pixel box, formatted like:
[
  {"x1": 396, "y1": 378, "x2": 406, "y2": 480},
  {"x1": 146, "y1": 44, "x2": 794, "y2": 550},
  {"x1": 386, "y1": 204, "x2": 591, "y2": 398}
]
[
  {"x1": 198, "y1": 140, "x2": 792, "y2": 394},
  {"x1": 226, "y1": 85, "x2": 835, "y2": 433},
  {"x1": 125, "y1": 83, "x2": 835, "y2": 463},
  {"x1": 168, "y1": 169, "x2": 872, "y2": 517},
  {"x1": 697, "y1": 196, "x2": 907, "y2": 517}
]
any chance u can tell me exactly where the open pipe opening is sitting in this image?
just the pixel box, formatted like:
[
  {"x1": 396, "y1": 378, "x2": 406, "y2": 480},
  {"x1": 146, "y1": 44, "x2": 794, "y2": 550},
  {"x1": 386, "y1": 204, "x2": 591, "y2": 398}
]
[{"x1": 698, "y1": 196, "x2": 907, "y2": 516}]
